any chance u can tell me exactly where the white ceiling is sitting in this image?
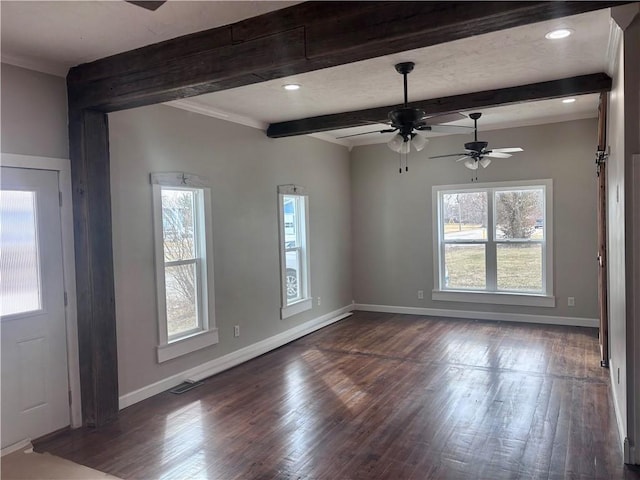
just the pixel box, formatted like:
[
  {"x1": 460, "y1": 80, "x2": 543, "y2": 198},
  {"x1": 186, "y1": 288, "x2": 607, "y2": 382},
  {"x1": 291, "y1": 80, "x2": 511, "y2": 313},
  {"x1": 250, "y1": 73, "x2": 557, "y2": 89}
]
[
  {"x1": 1, "y1": 2, "x2": 614, "y2": 148},
  {"x1": 0, "y1": 1, "x2": 301, "y2": 76}
]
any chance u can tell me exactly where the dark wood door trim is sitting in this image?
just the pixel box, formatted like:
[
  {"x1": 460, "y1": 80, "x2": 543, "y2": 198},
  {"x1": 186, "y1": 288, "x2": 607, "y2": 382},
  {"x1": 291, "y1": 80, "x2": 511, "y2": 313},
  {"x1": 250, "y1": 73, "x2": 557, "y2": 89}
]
[{"x1": 596, "y1": 92, "x2": 609, "y2": 367}]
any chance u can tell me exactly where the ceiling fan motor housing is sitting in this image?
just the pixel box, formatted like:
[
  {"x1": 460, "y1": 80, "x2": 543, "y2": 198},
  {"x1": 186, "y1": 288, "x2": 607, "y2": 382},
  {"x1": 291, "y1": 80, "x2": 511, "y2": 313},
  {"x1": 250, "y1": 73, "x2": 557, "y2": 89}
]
[
  {"x1": 389, "y1": 107, "x2": 426, "y2": 139},
  {"x1": 465, "y1": 140, "x2": 488, "y2": 152}
]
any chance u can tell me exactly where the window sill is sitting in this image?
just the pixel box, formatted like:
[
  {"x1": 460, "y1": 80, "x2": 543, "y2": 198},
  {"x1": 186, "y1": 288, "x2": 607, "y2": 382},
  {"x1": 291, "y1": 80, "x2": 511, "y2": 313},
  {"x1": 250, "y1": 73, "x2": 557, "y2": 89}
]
[
  {"x1": 432, "y1": 290, "x2": 555, "y2": 307},
  {"x1": 157, "y1": 328, "x2": 219, "y2": 363},
  {"x1": 281, "y1": 298, "x2": 313, "y2": 319}
]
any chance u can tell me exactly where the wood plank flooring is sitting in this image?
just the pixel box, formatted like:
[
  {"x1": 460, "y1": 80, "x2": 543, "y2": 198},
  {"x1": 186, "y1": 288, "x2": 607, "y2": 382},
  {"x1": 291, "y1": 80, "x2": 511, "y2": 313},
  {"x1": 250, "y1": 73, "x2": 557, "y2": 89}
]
[{"x1": 35, "y1": 312, "x2": 640, "y2": 479}]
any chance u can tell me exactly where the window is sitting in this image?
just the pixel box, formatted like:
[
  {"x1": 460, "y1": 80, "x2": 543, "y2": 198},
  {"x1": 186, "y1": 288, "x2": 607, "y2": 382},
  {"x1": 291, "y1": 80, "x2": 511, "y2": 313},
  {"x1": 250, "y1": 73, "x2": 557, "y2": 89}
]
[
  {"x1": 278, "y1": 185, "x2": 312, "y2": 318},
  {"x1": 432, "y1": 179, "x2": 554, "y2": 307},
  {"x1": 151, "y1": 172, "x2": 218, "y2": 362}
]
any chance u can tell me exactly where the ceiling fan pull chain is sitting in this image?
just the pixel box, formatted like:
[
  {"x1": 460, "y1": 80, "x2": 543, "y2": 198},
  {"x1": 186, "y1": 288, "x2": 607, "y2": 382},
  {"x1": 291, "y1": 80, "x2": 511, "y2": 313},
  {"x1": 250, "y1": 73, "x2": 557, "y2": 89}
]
[{"x1": 399, "y1": 153, "x2": 402, "y2": 174}]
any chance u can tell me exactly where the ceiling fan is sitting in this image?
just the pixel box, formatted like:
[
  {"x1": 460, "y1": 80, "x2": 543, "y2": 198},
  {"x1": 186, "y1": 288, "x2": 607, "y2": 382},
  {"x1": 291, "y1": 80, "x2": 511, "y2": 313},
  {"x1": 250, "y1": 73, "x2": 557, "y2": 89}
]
[
  {"x1": 338, "y1": 62, "x2": 471, "y2": 158},
  {"x1": 429, "y1": 112, "x2": 523, "y2": 170}
]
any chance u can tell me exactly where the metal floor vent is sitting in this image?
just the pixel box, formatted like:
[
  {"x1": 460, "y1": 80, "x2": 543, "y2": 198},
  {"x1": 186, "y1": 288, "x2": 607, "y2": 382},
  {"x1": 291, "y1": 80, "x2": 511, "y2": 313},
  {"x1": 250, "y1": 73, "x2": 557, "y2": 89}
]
[{"x1": 170, "y1": 380, "x2": 203, "y2": 394}]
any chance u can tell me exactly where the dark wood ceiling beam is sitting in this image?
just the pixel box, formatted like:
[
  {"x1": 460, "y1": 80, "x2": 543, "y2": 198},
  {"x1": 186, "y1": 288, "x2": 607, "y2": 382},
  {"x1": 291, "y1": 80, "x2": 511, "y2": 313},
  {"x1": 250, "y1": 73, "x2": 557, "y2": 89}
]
[
  {"x1": 67, "y1": 1, "x2": 624, "y2": 112},
  {"x1": 266, "y1": 73, "x2": 613, "y2": 138}
]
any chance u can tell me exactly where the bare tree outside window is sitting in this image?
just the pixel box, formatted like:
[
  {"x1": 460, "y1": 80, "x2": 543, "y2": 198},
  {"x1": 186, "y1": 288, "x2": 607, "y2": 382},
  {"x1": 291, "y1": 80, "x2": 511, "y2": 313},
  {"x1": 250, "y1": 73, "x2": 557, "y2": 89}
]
[{"x1": 495, "y1": 190, "x2": 543, "y2": 240}]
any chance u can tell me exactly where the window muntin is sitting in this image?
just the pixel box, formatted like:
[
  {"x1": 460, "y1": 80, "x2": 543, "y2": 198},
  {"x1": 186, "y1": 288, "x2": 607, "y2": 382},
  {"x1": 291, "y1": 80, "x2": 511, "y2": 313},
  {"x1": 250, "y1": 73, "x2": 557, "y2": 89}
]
[
  {"x1": 435, "y1": 180, "x2": 552, "y2": 300},
  {"x1": 278, "y1": 186, "x2": 311, "y2": 318},
  {"x1": 151, "y1": 172, "x2": 217, "y2": 362}
]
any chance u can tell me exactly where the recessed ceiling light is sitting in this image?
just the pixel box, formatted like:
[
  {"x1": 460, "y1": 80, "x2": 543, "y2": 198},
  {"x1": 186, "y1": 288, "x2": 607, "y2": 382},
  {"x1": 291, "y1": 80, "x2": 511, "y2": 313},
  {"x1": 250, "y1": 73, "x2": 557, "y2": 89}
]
[
  {"x1": 283, "y1": 84, "x2": 301, "y2": 91},
  {"x1": 545, "y1": 28, "x2": 573, "y2": 40},
  {"x1": 562, "y1": 98, "x2": 576, "y2": 104}
]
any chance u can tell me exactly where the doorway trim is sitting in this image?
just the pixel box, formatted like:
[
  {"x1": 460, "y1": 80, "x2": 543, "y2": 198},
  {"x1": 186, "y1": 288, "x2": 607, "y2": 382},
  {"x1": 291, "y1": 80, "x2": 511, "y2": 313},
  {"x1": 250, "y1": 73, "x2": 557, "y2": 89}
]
[{"x1": 1, "y1": 152, "x2": 82, "y2": 429}]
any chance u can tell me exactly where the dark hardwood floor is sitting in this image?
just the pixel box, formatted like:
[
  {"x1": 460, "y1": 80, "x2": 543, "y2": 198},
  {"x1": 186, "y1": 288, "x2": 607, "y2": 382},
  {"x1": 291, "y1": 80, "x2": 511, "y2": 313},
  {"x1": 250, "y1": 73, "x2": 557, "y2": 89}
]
[{"x1": 36, "y1": 312, "x2": 639, "y2": 479}]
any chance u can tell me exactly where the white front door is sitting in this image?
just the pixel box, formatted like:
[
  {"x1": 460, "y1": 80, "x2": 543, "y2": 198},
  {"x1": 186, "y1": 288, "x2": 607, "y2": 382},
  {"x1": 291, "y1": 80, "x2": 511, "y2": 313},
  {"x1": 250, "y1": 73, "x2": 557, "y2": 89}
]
[{"x1": 1, "y1": 167, "x2": 70, "y2": 449}]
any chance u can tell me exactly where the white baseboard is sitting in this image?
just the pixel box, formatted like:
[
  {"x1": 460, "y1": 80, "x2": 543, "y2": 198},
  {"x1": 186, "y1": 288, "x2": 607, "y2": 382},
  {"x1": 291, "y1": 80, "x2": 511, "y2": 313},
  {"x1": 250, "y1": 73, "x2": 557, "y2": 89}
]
[
  {"x1": 609, "y1": 365, "x2": 629, "y2": 463},
  {"x1": 1, "y1": 439, "x2": 32, "y2": 457},
  {"x1": 119, "y1": 305, "x2": 353, "y2": 409},
  {"x1": 353, "y1": 303, "x2": 599, "y2": 328}
]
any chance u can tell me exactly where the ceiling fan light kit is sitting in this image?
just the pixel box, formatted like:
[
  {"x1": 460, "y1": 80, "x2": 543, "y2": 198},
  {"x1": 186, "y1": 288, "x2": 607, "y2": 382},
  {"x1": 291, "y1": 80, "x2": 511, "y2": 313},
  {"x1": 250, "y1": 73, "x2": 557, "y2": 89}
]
[
  {"x1": 479, "y1": 158, "x2": 492, "y2": 168},
  {"x1": 464, "y1": 159, "x2": 478, "y2": 170},
  {"x1": 411, "y1": 133, "x2": 428, "y2": 152}
]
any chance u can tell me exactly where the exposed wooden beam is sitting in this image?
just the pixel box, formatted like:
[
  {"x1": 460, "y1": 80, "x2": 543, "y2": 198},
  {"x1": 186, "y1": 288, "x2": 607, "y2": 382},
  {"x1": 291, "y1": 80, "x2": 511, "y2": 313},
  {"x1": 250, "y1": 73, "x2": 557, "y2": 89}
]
[
  {"x1": 67, "y1": 1, "x2": 623, "y2": 112},
  {"x1": 68, "y1": 108, "x2": 119, "y2": 427},
  {"x1": 266, "y1": 73, "x2": 613, "y2": 138}
]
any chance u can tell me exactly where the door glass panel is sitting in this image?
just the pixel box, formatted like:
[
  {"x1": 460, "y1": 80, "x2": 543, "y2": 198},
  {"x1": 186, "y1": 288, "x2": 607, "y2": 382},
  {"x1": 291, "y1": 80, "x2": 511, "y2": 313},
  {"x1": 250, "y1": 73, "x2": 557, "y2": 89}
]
[{"x1": 0, "y1": 190, "x2": 42, "y2": 316}]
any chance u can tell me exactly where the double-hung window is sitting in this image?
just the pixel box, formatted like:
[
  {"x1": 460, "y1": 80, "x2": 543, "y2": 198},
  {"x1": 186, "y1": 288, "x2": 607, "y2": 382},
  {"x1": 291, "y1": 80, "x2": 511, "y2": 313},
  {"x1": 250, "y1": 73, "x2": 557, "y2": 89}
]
[
  {"x1": 433, "y1": 179, "x2": 554, "y2": 307},
  {"x1": 278, "y1": 185, "x2": 311, "y2": 318},
  {"x1": 151, "y1": 172, "x2": 218, "y2": 362}
]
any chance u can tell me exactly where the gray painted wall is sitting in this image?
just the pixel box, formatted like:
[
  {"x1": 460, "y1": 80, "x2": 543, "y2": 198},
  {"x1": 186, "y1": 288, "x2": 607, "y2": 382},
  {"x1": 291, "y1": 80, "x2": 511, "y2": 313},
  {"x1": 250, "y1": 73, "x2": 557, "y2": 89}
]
[
  {"x1": 351, "y1": 118, "x2": 599, "y2": 320},
  {"x1": 108, "y1": 105, "x2": 352, "y2": 395},
  {"x1": 0, "y1": 63, "x2": 68, "y2": 158}
]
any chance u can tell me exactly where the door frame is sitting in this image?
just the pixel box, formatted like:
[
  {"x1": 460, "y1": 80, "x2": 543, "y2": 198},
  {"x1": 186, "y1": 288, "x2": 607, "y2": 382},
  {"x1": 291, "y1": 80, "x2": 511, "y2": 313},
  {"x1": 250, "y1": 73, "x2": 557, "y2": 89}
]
[{"x1": 1, "y1": 153, "x2": 82, "y2": 430}]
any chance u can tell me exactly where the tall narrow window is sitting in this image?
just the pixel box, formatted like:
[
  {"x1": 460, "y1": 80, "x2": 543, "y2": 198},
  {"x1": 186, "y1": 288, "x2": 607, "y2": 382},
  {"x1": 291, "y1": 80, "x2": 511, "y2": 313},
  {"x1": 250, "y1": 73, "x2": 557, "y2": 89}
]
[
  {"x1": 433, "y1": 179, "x2": 554, "y2": 307},
  {"x1": 151, "y1": 173, "x2": 218, "y2": 362},
  {"x1": 278, "y1": 185, "x2": 311, "y2": 318}
]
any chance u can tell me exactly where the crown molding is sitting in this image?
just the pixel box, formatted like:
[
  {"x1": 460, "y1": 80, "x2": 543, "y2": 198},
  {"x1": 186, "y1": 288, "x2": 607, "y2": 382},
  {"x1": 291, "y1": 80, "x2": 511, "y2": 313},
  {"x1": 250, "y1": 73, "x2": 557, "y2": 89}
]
[
  {"x1": 1, "y1": 53, "x2": 68, "y2": 78},
  {"x1": 164, "y1": 99, "x2": 267, "y2": 130},
  {"x1": 165, "y1": 99, "x2": 353, "y2": 149}
]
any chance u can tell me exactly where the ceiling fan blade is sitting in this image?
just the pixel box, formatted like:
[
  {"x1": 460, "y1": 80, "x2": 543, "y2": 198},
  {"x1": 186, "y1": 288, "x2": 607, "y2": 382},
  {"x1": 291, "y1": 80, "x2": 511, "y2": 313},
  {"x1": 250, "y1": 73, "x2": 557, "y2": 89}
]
[
  {"x1": 491, "y1": 147, "x2": 523, "y2": 153},
  {"x1": 429, "y1": 153, "x2": 468, "y2": 159},
  {"x1": 424, "y1": 112, "x2": 467, "y2": 124},
  {"x1": 421, "y1": 125, "x2": 474, "y2": 134},
  {"x1": 361, "y1": 120, "x2": 391, "y2": 126},
  {"x1": 456, "y1": 156, "x2": 471, "y2": 162},
  {"x1": 485, "y1": 151, "x2": 512, "y2": 158},
  {"x1": 336, "y1": 129, "x2": 396, "y2": 139},
  {"x1": 125, "y1": 1, "x2": 166, "y2": 11}
]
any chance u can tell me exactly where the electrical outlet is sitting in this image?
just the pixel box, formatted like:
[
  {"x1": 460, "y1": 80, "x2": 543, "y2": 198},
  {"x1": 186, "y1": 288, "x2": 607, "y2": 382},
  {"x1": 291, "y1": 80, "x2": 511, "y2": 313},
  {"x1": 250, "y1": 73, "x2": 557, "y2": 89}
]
[
  {"x1": 417, "y1": 290, "x2": 424, "y2": 299},
  {"x1": 568, "y1": 297, "x2": 575, "y2": 307},
  {"x1": 317, "y1": 296, "x2": 321, "y2": 306},
  {"x1": 234, "y1": 325, "x2": 240, "y2": 337}
]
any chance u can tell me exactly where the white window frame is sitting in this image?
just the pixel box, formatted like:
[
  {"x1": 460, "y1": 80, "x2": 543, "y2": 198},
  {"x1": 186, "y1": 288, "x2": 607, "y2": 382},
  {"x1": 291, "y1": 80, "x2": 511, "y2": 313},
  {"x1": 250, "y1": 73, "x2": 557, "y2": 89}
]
[
  {"x1": 432, "y1": 179, "x2": 554, "y2": 307},
  {"x1": 151, "y1": 172, "x2": 218, "y2": 362},
  {"x1": 278, "y1": 185, "x2": 312, "y2": 319}
]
